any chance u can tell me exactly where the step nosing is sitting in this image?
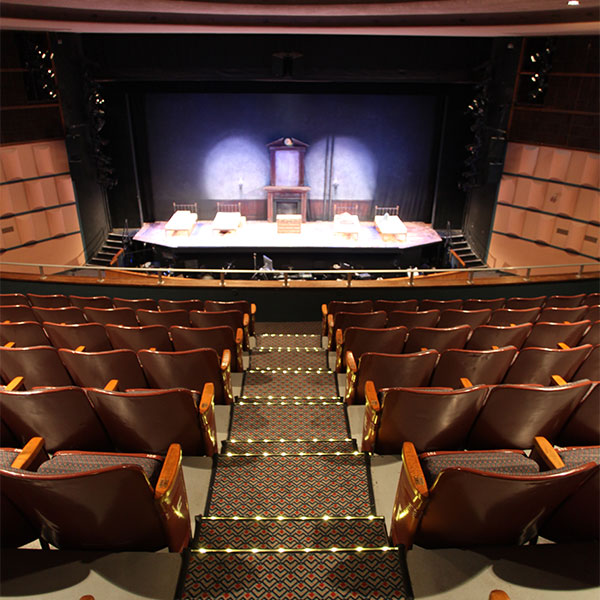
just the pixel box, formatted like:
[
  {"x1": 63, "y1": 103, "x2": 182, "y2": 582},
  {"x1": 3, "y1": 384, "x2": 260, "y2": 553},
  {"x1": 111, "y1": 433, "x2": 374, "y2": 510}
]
[
  {"x1": 199, "y1": 515, "x2": 383, "y2": 521},
  {"x1": 226, "y1": 438, "x2": 352, "y2": 443},
  {"x1": 221, "y1": 451, "x2": 362, "y2": 457},
  {"x1": 191, "y1": 546, "x2": 396, "y2": 554}
]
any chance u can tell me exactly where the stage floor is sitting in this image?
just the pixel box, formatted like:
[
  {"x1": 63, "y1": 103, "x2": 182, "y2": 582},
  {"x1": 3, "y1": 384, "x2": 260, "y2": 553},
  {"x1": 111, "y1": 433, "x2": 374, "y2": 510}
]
[{"x1": 133, "y1": 220, "x2": 442, "y2": 251}]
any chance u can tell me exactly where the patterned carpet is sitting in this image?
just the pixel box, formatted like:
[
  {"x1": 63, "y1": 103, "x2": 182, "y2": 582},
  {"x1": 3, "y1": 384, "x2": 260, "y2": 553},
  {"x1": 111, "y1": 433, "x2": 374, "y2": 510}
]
[
  {"x1": 176, "y1": 320, "x2": 413, "y2": 599},
  {"x1": 229, "y1": 403, "x2": 349, "y2": 440}
]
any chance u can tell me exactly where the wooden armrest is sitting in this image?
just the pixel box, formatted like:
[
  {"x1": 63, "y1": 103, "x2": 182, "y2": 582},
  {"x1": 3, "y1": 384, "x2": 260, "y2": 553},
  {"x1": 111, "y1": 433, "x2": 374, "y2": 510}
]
[
  {"x1": 460, "y1": 377, "x2": 473, "y2": 388},
  {"x1": 402, "y1": 441, "x2": 428, "y2": 497},
  {"x1": 155, "y1": 443, "x2": 182, "y2": 499},
  {"x1": 199, "y1": 382, "x2": 214, "y2": 415},
  {"x1": 235, "y1": 327, "x2": 244, "y2": 345},
  {"x1": 420, "y1": 347, "x2": 428, "y2": 352},
  {"x1": 327, "y1": 314, "x2": 334, "y2": 329},
  {"x1": 557, "y1": 342, "x2": 570, "y2": 350},
  {"x1": 346, "y1": 351, "x2": 357, "y2": 374},
  {"x1": 3, "y1": 341, "x2": 15, "y2": 348},
  {"x1": 364, "y1": 380, "x2": 380, "y2": 412},
  {"x1": 489, "y1": 592, "x2": 511, "y2": 600},
  {"x1": 221, "y1": 349, "x2": 231, "y2": 371},
  {"x1": 250, "y1": 303, "x2": 256, "y2": 315},
  {"x1": 5, "y1": 376, "x2": 24, "y2": 391},
  {"x1": 552, "y1": 374, "x2": 567, "y2": 386},
  {"x1": 104, "y1": 379, "x2": 119, "y2": 391},
  {"x1": 11, "y1": 437, "x2": 46, "y2": 470},
  {"x1": 532, "y1": 436, "x2": 565, "y2": 470},
  {"x1": 321, "y1": 304, "x2": 328, "y2": 318},
  {"x1": 335, "y1": 328, "x2": 343, "y2": 346},
  {"x1": 75, "y1": 345, "x2": 85, "y2": 352},
  {"x1": 491, "y1": 345, "x2": 499, "y2": 350},
  {"x1": 243, "y1": 313, "x2": 250, "y2": 327}
]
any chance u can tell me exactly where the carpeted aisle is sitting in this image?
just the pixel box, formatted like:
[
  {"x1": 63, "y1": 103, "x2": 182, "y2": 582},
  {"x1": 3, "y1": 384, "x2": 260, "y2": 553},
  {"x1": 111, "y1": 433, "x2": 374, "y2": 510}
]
[{"x1": 176, "y1": 322, "x2": 413, "y2": 599}]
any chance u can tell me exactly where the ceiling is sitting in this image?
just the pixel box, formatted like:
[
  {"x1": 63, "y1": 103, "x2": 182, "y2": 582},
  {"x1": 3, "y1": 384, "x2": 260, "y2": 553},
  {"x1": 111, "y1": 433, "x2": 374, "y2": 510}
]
[{"x1": 0, "y1": 0, "x2": 599, "y2": 36}]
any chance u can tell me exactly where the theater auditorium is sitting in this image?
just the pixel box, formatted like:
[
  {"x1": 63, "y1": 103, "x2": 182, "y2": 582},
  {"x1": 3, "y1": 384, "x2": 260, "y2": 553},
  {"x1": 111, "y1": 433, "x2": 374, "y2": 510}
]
[{"x1": 0, "y1": 1, "x2": 599, "y2": 599}]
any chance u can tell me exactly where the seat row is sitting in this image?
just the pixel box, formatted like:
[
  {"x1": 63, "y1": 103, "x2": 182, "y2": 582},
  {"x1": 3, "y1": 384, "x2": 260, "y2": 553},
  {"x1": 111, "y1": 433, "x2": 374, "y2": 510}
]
[
  {"x1": 0, "y1": 320, "x2": 245, "y2": 371},
  {"x1": 361, "y1": 379, "x2": 599, "y2": 454},
  {"x1": 0, "y1": 345, "x2": 235, "y2": 404},
  {"x1": 345, "y1": 344, "x2": 598, "y2": 403},
  {"x1": 327, "y1": 306, "x2": 599, "y2": 349},
  {"x1": 1, "y1": 437, "x2": 191, "y2": 552},
  {"x1": 1, "y1": 383, "x2": 218, "y2": 457},
  {"x1": 391, "y1": 438, "x2": 599, "y2": 548},
  {"x1": 322, "y1": 294, "x2": 599, "y2": 331}
]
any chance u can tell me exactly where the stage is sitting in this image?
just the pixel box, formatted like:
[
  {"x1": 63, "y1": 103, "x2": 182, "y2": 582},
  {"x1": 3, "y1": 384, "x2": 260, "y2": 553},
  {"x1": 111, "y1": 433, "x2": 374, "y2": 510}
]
[{"x1": 132, "y1": 219, "x2": 443, "y2": 271}]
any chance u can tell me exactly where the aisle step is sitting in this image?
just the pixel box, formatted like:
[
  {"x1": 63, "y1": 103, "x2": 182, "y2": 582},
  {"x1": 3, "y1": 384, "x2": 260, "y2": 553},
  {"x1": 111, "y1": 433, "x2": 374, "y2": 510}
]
[
  {"x1": 243, "y1": 368, "x2": 337, "y2": 397},
  {"x1": 255, "y1": 333, "x2": 321, "y2": 348},
  {"x1": 229, "y1": 403, "x2": 349, "y2": 441},
  {"x1": 192, "y1": 515, "x2": 388, "y2": 550},
  {"x1": 207, "y1": 454, "x2": 374, "y2": 517},
  {"x1": 222, "y1": 439, "x2": 357, "y2": 455},
  {"x1": 250, "y1": 347, "x2": 328, "y2": 370},
  {"x1": 178, "y1": 548, "x2": 413, "y2": 599}
]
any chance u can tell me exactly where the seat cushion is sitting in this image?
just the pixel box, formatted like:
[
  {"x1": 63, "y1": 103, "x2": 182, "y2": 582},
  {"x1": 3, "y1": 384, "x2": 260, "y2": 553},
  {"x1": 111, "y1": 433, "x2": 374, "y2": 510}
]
[
  {"x1": 557, "y1": 446, "x2": 600, "y2": 468},
  {"x1": 38, "y1": 452, "x2": 163, "y2": 486},
  {"x1": 420, "y1": 451, "x2": 540, "y2": 486},
  {"x1": 0, "y1": 449, "x2": 19, "y2": 468}
]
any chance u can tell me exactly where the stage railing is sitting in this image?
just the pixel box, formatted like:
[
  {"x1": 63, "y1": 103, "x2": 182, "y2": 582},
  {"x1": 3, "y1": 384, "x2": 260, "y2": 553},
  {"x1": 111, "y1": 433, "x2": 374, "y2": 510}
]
[{"x1": 1, "y1": 260, "x2": 598, "y2": 289}]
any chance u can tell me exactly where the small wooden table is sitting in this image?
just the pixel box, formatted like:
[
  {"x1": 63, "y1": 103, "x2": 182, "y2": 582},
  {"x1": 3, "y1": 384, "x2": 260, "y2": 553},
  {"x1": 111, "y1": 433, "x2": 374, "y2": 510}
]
[{"x1": 265, "y1": 186, "x2": 310, "y2": 222}]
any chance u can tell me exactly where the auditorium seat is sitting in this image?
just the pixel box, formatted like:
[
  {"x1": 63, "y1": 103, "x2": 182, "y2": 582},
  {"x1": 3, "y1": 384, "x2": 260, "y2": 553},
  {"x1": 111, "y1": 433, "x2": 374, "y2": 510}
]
[
  {"x1": 572, "y1": 344, "x2": 599, "y2": 380},
  {"x1": 362, "y1": 382, "x2": 487, "y2": 454},
  {"x1": 0, "y1": 442, "x2": 191, "y2": 552},
  {"x1": 522, "y1": 320, "x2": 590, "y2": 349},
  {"x1": 321, "y1": 299, "x2": 373, "y2": 336},
  {"x1": 537, "y1": 306, "x2": 589, "y2": 323},
  {"x1": 345, "y1": 349, "x2": 439, "y2": 405},
  {"x1": 585, "y1": 305, "x2": 600, "y2": 322},
  {"x1": 390, "y1": 440, "x2": 594, "y2": 549},
  {"x1": 43, "y1": 322, "x2": 112, "y2": 352},
  {"x1": 86, "y1": 384, "x2": 218, "y2": 456},
  {"x1": 373, "y1": 299, "x2": 419, "y2": 315},
  {"x1": 170, "y1": 324, "x2": 244, "y2": 372},
  {"x1": 436, "y1": 308, "x2": 492, "y2": 329},
  {"x1": 503, "y1": 344, "x2": 593, "y2": 385},
  {"x1": 158, "y1": 298, "x2": 203, "y2": 312},
  {"x1": 536, "y1": 442, "x2": 599, "y2": 543},
  {"x1": 386, "y1": 309, "x2": 440, "y2": 330},
  {"x1": 430, "y1": 347, "x2": 517, "y2": 388},
  {"x1": 113, "y1": 297, "x2": 158, "y2": 311},
  {"x1": 82, "y1": 306, "x2": 139, "y2": 327},
  {"x1": 136, "y1": 308, "x2": 190, "y2": 328},
  {"x1": 466, "y1": 323, "x2": 533, "y2": 350},
  {"x1": 0, "y1": 293, "x2": 29, "y2": 306},
  {"x1": 0, "y1": 386, "x2": 113, "y2": 453},
  {"x1": 1, "y1": 438, "x2": 45, "y2": 548},
  {"x1": 105, "y1": 324, "x2": 173, "y2": 352},
  {"x1": 404, "y1": 324, "x2": 471, "y2": 354},
  {"x1": 327, "y1": 310, "x2": 387, "y2": 351},
  {"x1": 58, "y1": 348, "x2": 148, "y2": 391},
  {"x1": 544, "y1": 293, "x2": 586, "y2": 308},
  {"x1": 505, "y1": 295, "x2": 546, "y2": 309},
  {"x1": 0, "y1": 304, "x2": 38, "y2": 323},
  {"x1": 461, "y1": 298, "x2": 505, "y2": 311},
  {"x1": 1, "y1": 419, "x2": 19, "y2": 448},
  {"x1": 204, "y1": 300, "x2": 257, "y2": 335},
  {"x1": 138, "y1": 348, "x2": 234, "y2": 405},
  {"x1": 466, "y1": 381, "x2": 594, "y2": 450},
  {"x1": 336, "y1": 325, "x2": 406, "y2": 373},
  {"x1": 585, "y1": 293, "x2": 600, "y2": 306},
  {"x1": 32, "y1": 306, "x2": 87, "y2": 325},
  {"x1": 0, "y1": 321, "x2": 50, "y2": 347},
  {"x1": 190, "y1": 309, "x2": 249, "y2": 348},
  {"x1": 579, "y1": 320, "x2": 600, "y2": 346},
  {"x1": 0, "y1": 346, "x2": 74, "y2": 389},
  {"x1": 419, "y1": 298, "x2": 462, "y2": 311},
  {"x1": 69, "y1": 295, "x2": 114, "y2": 310},
  {"x1": 488, "y1": 307, "x2": 541, "y2": 326},
  {"x1": 558, "y1": 383, "x2": 600, "y2": 446},
  {"x1": 27, "y1": 293, "x2": 70, "y2": 308}
]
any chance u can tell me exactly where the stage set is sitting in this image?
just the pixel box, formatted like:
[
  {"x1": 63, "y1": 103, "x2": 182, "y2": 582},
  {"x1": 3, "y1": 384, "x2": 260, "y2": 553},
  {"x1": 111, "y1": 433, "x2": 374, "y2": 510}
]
[{"x1": 132, "y1": 137, "x2": 443, "y2": 272}]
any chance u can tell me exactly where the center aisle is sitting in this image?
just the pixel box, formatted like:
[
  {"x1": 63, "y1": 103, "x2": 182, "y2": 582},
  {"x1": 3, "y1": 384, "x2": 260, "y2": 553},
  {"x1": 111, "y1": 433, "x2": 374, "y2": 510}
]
[{"x1": 176, "y1": 322, "x2": 413, "y2": 599}]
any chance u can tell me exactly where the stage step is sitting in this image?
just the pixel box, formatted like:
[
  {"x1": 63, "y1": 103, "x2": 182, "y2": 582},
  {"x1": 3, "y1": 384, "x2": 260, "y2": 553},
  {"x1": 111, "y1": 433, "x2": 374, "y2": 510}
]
[
  {"x1": 178, "y1": 547, "x2": 413, "y2": 600},
  {"x1": 222, "y1": 438, "x2": 356, "y2": 455}
]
